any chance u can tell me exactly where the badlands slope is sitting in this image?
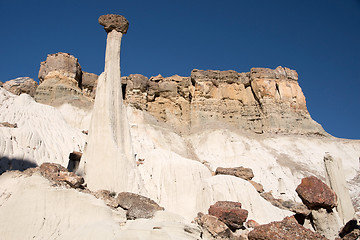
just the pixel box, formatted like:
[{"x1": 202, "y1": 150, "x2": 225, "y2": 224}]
[{"x1": 0, "y1": 85, "x2": 359, "y2": 239}]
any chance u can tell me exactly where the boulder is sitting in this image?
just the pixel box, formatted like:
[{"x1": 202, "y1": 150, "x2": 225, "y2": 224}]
[
  {"x1": 208, "y1": 201, "x2": 248, "y2": 231},
  {"x1": 2, "y1": 77, "x2": 38, "y2": 97},
  {"x1": 195, "y1": 213, "x2": 234, "y2": 239},
  {"x1": 215, "y1": 166, "x2": 254, "y2": 180},
  {"x1": 116, "y1": 192, "x2": 164, "y2": 220},
  {"x1": 246, "y1": 219, "x2": 260, "y2": 228},
  {"x1": 296, "y1": 176, "x2": 338, "y2": 210},
  {"x1": 39, "y1": 162, "x2": 84, "y2": 188},
  {"x1": 98, "y1": 14, "x2": 129, "y2": 33},
  {"x1": 248, "y1": 216, "x2": 328, "y2": 240}
]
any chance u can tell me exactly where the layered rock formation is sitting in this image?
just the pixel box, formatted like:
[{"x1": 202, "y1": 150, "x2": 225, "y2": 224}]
[
  {"x1": 68, "y1": 65, "x2": 324, "y2": 135},
  {"x1": 117, "y1": 67, "x2": 325, "y2": 135},
  {"x1": 79, "y1": 14, "x2": 143, "y2": 193},
  {"x1": 34, "y1": 52, "x2": 93, "y2": 109},
  {"x1": 1, "y1": 77, "x2": 38, "y2": 97}
]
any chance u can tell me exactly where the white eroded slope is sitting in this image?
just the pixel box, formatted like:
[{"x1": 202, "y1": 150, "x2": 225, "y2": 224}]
[
  {"x1": 0, "y1": 171, "x2": 201, "y2": 240},
  {"x1": 0, "y1": 89, "x2": 85, "y2": 171},
  {"x1": 188, "y1": 129, "x2": 360, "y2": 201}
]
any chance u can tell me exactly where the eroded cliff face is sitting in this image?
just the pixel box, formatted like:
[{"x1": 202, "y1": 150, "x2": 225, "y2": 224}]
[
  {"x1": 30, "y1": 52, "x2": 325, "y2": 135},
  {"x1": 34, "y1": 52, "x2": 93, "y2": 109},
  {"x1": 121, "y1": 66, "x2": 325, "y2": 135}
]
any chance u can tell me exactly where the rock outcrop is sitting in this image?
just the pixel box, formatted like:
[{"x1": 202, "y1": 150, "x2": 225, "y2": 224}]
[
  {"x1": 33, "y1": 52, "x2": 326, "y2": 136},
  {"x1": 1, "y1": 77, "x2": 38, "y2": 97},
  {"x1": 215, "y1": 166, "x2": 254, "y2": 180},
  {"x1": 248, "y1": 216, "x2": 328, "y2": 240},
  {"x1": 38, "y1": 162, "x2": 84, "y2": 188},
  {"x1": 34, "y1": 52, "x2": 93, "y2": 109},
  {"x1": 195, "y1": 213, "x2": 234, "y2": 239},
  {"x1": 208, "y1": 201, "x2": 248, "y2": 231},
  {"x1": 117, "y1": 67, "x2": 326, "y2": 135},
  {"x1": 81, "y1": 71, "x2": 98, "y2": 98},
  {"x1": 324, "y1": 153, "x2": 356, "y2": 224},
  {"x1": 79, "y1": 14, "x2": 143, "y2": 193},
  {"x1": 117, "y1": 192, "x2": 164, "y2": 220},
  {"x1": 296, "y1": 176, "x2": 338, "y2": 210}
]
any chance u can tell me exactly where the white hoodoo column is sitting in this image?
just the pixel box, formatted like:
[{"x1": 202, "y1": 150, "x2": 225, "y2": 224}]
[
  {"x1": 78, "y1": 14, "x2": 143, "y2": 193},
  {"x1": 324, "y1": 152, "x2": 355, "y2": 224}
]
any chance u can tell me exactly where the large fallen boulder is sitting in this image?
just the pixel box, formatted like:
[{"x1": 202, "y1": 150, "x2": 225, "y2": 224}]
[
  {"x1": 296, "y1": 176, "x2": 338, "y2": 210},
  {"x1": 116, "y1": 192, "x2": 164, "y2": 220},
  {"x1": 195, "y1": 213, "x2": 234, "y2": 239},
  {"x1": 248, "y1": 216, "x2": 328, "y2": 240},
  {"x1": 39, "y1": 162, "x2": 84, "y2": 188},
  {"x1": 208, "y1": 201, "x2": 248, "y2": 231}
]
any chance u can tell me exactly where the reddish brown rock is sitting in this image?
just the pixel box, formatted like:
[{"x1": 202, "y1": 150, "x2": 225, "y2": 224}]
[
  {"x1": 98, "y1": 14, "x2": 129, "y2": 34},
  {"x1": 215, "y1": 167, "x2": 254, "y2": 181},
  {"x1": 195, "y1": 213, "x2": 233, "y2": 239},
  {"x1": 246, "y1": 219, "x2": 260, "y2": 228},
  {"x1": 296, "y1": 176, "x2": 338, "y2": 210},
  {"x1": 116, "y1": 192, "x2": 164, "y2": 220},
  {"x1": 248, "y1": 216, "x2": 328, "y2": 240},
  {"x1": 208, "y1": 201, "x2": 248, "y2": 231},
  {"x1": 39, "y1": 162, "x2": 84, "y2": 188}
]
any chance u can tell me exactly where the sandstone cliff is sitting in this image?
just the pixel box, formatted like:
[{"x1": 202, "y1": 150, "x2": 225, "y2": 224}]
[
  {"x1": 32, "y1": 51, "x2": 325, "y2": 136},
  {"x1": 34, "y1": 52, "x2": 93, "y2": 109},
  {"x1": 120, "y1": 67, "x2": 325, "y2": 136}
]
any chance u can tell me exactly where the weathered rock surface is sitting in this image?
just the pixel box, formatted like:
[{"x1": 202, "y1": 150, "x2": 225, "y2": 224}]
[
  {"x1": 296, "y1": 176, "x2": 338, "y2": 210},
  {"x1": 260, "y1": 191, "x2": 311, "y2": 216},
  {"x1": 248, "y1": 216, "x2": 328, "y2": 240},
  {"x1": 34, "y1": 53, "x2": 326, "y2": 136},
  {"x1": 117, "y1": 66, "x2": 326, "y2": 135},
  {"x1": 39, "y1": 162, "x2": 84, "y2": 188},
  {"x1": 98, "y1": 14, "x2": 129, "y2": 33},
  {"x1": 1, "y1": 77, "x2": 38, "y2": 97},
  {"x1": 324, "y1": 153, "x2": 356, "y2": 224},
  {"x1": 215, "y1": 166, "x2": 254, "y2": 180},
  {"x1": 35, "y1": 52, "x2": 93, "y2": 109},
  {"x1": 0, "y1": 88, "x2": 86, "y2": 173},
  {"x1": 81, "y1": 71, "x2": 98, "y2": 98},
  {"x1": 117, "y1": 192, "x2": 164, "y2": 220},
  {"x1": 195, "y1": 213, "x2": 234, "y2": 239},
  {"x1": 93, "y1": 189, "x2": 119, "y2": 208},
  {"x1": 311, "y1": 208, "x2": 342, "y2": 239},
  {"x1": 79, "y1": 15, "x2": 143, "y2": 193},
  {"x1": 208, "y1": 201, "x2": 248, "y2": 231}
]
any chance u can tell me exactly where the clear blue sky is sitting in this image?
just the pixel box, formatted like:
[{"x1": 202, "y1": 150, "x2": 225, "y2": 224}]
[{"x1": 0, "y1": 0, "x2": 359, "y2": 139}]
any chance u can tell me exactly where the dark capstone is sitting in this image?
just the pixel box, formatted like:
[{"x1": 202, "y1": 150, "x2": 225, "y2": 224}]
[{"x1": 98, "y1": 14, "x2": 129, "y2": 34}]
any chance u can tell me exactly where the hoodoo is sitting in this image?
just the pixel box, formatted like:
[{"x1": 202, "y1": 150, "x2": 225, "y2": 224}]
[{"x1": 78, "y1": 14, "x2": 142, "y2": 192}]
